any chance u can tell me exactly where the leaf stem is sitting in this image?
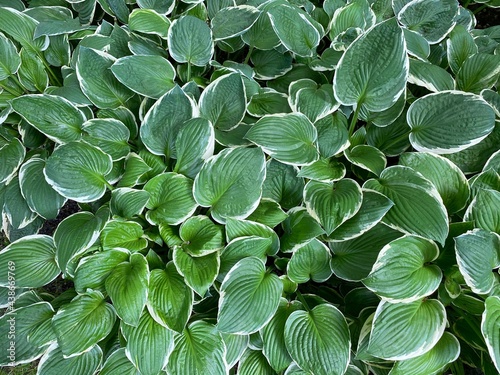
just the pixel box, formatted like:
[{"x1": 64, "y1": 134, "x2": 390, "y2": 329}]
[
  {"x1": 348, "y1": 103, "x2": 362, "y2": 138},
  {"x1": 0, "y1": 81, "x2": 21, "y2": 96},
  {"x1": 295, "y1": 289, "x2": 311, "y2": 311},
  {"x1": 473, "y1": 4, "x2": 488, "y2": 14},
  {"x1": 187, "y1": 61, "x2": 192, "y2": 82},
  {"x1": 244, "y1": 46, "x2": 254, "y2": 65},
  {"x1": 37, "y1": 52, "x2": 62, "y2": 86}
]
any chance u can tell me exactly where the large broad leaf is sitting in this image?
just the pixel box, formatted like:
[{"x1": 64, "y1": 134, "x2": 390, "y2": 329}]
[
  {"x1": 304, "y1": 179, "x2": 362, "y2": 235},
  {"x1": 0, "y1": 302, "x2": 55, "y2": 366},
  {"x1": 110, "y1": 188, "x2": 150, "y2": 219},
  {"x1": 193, "y1": 147, "x2": 266, "y2": 223},
  {"x1": 11, "y1": 94, "x2": 84, "y2": 143},
  {"x1": 455, "y1": 229, "x2": 500, "y2": 295},
  {"x1": 44, "y1": 142, "x2": 112, "y2": 203},
  {"x1": 407, "y1": 91, "x2": 495, "y2": 154},
  {"x1": 199, "y1": 72, "x2": 246, "y2": 131},
  {"x1": 136, "y1": 0, "x2": 175, "y2": 15},
  {"x1": 76, "y1": 47, "x2": 134, "y2": 109},
  {"x1": 0, "y1": 138, "x2": 25, "y2": 184},
  {"x1": 82, "y1": 118, "x2": 130, "y2": 161},
  {"x1": 0, "y1": 235, "x2": 59, "y2": 288},
  {"x1": 457, "y1": 54, "x2": 500, "y2": 94},
  {"x1": 111, "y1": 55, "x2": 176, "y2": 99},
  {"x1": 54, "y1": 211, "x2": 102, "y2": 275},
  {"x1": 263, "y1": 159, "x2": 304, "y2": 209},
  {"x1": 52, "y1": 290, "x2": 116, "y2": 357},
  {"x1": 147, "y1": 262, "x2": 193, "y2": 333},
  {"x1": 140, "y1": 85, "x2": 195, "y2": 158},
  {"x1": 0, "y1": 7, "x2": 48, "y2": 52},
  {"x1": 407, "y1": 59, "x2": 454, "y2": 92},
  {"x1": 100, "y1": 348, "x2": 140, "y2": 375},
  {"x1": 37, "y1": 343, "x2": 102, "y2": 375},
  {"x1": 464, "y1": 189, "x2": 500, "y2": 234},
  {"x1": 238, "y1": 349, "x2": 275, "y2": 375},
  {"x1": 212, "y1": 5, "x2": 260, "y2": 40},
  {"x1": 289, "y1": 80, "x2": 338, "y2": 123},
  {"x1": 174, "y1": 117, "x2": 215, "y2": 179},
  {"x1": 144, "y1": 172, "x2": 197, "y2": 225},
  {"x1": 268, "y1": 3, "x2": 321, "y2": 57},
  {"x1": 399, "y1": 152, "x2": 469, "y2": 213},
  {"x1": 389, "y1": 332, "x2": 460, "y2": 375},
  {"x1": 2, "y1": 176, "x2": 37, "y2": 231},
  {"x1": 219, "y1": 236, "x2": 272, "y2": 279},
  {"x1": 222, "y1": 333, "x2": 249, "y2": 368},
  {"x1": 284, "y1": 304, "x2": 350, "y2": 375},
  {"x1": 398, "y1": 0, "x2": 458, "y2": 43},
  {"x1": 344, "y1": 145, "x2": 387, "y2": 176},
  {"x1": 0, "y1": 32, "x2": 20, "y2": 80},
  {"x1": 482, "y1": 296, "x2": 500, "y2": 373},
  {"x1": 296, "y1": 158, "x2": 346, "y2": 183},
  {"x1": 368, "y1": 299, "x2": 447, "y2": 360},
  {"x1": 218, "y1": 257, "x2": 283, "y2": 334},
  {"x1": 287, "y1": 239, "x2": 332, "y2": 284},
  {"x1": 105, "y1": 253, "x2": 149, "y2": 327},
  {"x1": 363, "y1": 166, "x2": 449, "y2": 245},
  {"x1": 363, "y1": 236, "x2": 442, "y2": 302},
  {"x1": 245, "y1": 113, "x2": 319, "y2": 166},
  {"x1": 129, "y1": 8, "x2": 170, "y2": 38},
  {"x1": 446, "y1": 24, "x2": 477, "y2": 75},
  {"x1": 179, "y1": 215, "x2": 224, "y2": 257},
  {"x1": 19, "y1": 158, "x2": 66, "y2": 220},
  {"x1": 167, "y1": 320, "x2": 227, "y2": 375},
  {"x1": 121, "y1": 310, "x2": 175, "y2": 375},
  {"x1": 173, "y1": 246, "x2": 220, "y2": 296},
  {"x1": 281, "y1": 207, "x2": 325, "y2": 252},
  {"x1": 101, "y1": 220, "x2": 147, "y2": 252},
  {"x1": 261, "y1": 299, "x2": 302, "y2": 372},
  {"x1": 330, "y1": 224, "x2": 404, "y2": 282},
  {"x1": 168, "y1": 15, "x2": 213, "y2": 66},
  {"x1": 328, "y1": 190, "x2": 393, "y2": 241},
  {"x1": 334, "y1": 18, "x2": 408, "y2": 112}
]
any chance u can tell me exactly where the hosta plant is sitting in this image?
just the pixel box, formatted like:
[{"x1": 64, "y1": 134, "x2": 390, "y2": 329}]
[{"x1": 0, "y1": 0, "x2": 500, "y2": 374}]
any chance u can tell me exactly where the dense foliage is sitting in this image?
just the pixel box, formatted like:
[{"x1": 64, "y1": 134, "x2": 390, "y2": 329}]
[{"x1": 0, "y1": 0, "x2": 500, "y2": 374}]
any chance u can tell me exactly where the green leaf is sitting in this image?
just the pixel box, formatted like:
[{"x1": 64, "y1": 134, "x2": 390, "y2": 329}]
[
  {"x1": 111, "y1": 55, "x2": 176, "y2": 99},
  {"x1": 222, "y1": 333, "x2": 249, "y2": 368},
  {"x1": 389, "y1": 332, "x2": 460, "y2": 375},
  {"x1": 74, "y1": 249, "x2": 130, "y2": 293},
  {"x1": 129, "y1": 8, "x2": 170, "y2": 38},
  {"x1": 218, "y1": 257, "x2": 283, "y2": 334},
  {"x1": 121, "y1": 310, "x2": 174, "y2": 375},
  {"x1": 328, "y1": 190, "x2": 394, "y2": 241},
  {"x1": 247, "y1": 198, "x2": 288, "y2": 228},
  {"x1": 37, "y1": 343, "x2": 102, "y2": 375},
  {"x1": 304, "y1": 179, "x2": 362, "y2": 235},
  {"x1": 144, "y1": 172, "x2": 197, "y2": 226},
  {"x1": 52, "y1": 290, "x2": 116, "y2": 357},
  {"x1": 245, "y1": 113, "x2": 319, "y2": 166},
  {"x1": 397, "y1": 0, "x2": 458, "y2": 43},
  {"x1": 167, "y1": 320, "x2": 227, "y2": 375},
  {"x1": 179, "y1": 215, "x2": 224, "y2": 257},
  {"x1": 287, "y1": 239, "x2": 332, "y2": 284},
  {"x1": 76, "y1": 47, "x2": 134, "y2": 109},
  {"x1": 226, "y1": 218, "x2": 279, "y2": 254},
  {"x1": 199, "y1": 72, "x2": 247, "y2": 131},
  {"x1": 363, "y1": 166, "x2": 449, "y2": 245},
  {"x1": 241, "y1": 5, "x2": 280, "y2": 50},
  {"x1": 2, "y1": 176, "x2": 37, "y2": 231},
  {"x1": 194, "y1": 147, "x2": 266, "y2": 223},
  {"x1": 0, "y1": 302, "x2": 55, "y2": 365},
  {"x1": 18, "y1": 48, "x2": 48, "y2": 92},
  {"x1": 168, "y1": 15, "x2": 213, "y2": 66},
  {"x1": 281, "y1": 207, "x2": 325, "y2": 252},
  {"x1": 11, "y1": 94, "x2": 84, "y2": 144},
  {"x1": 334, "y1": 18, "x2": 408, "y2": 112},
  {"x1": 363, "y1": 235, "x2": 442, "y2": 302},
  {"x1": 297, "y1": 158, "x2": 346, "y2": 183},
  {"x1": 446, "y1": 24, "x2": 477, "y2": 75},
  {"x1": 263, "y1": 159, "x2": 304, "y2": 209},
  {"x1": 289, "y1": 79, "x2": 339, "y2": 123},
  {"x1": 82, "y1": 118, "x2": 130, "y2": 161},
  {"x1": 239, "y1": 349, "x2": 275, "y2": 375},
  {"x1": 344, "y1": 145, "x2": 387, "y2": 176},
  {"x1": 100, "y1": 348, "x2": 140, "y2": 375},
  {"x1": 408, "y1": 91, "x2": 496, "y2": 154},
  {"x1": 174, "y1": 117, "x2": 215, "y2": 179},
  {"x1": 0, "y1": 7, "x2": 48, "y2": 52},
  {"x1": 0, "y1": 138, "x2": 24, "y2": 184},
  {"x1": 136, "y1": 0, "x2": 174, "y2": 14},
  {"x1": 147, "y1": 262, "x2": 193, "y2": 332},
  {"x1": 399, "y1": 152, "x2": 470, "y2": 214},
  {"x1": 0, "y1": 32, "x2": 20, "y2": 80},
  {"x1": 19, "y1": 158, "x2": 66, "y2": 220},
  {"x1": 314, "y1": 112, "x2": 349, "y2": 158},
  {"x1": 251, "y1": 50, "x2": 293, "y2": 81},
  {"x1": 140, "y1": 85, "x2": 195, "y2": 158},
  {"x1": 482, "y1": 296, "x2": 500, "y2": 373},
  {"x1": 110, "y1": 188, "x2": 150, "y2": 219},
  {"x1": 212, "y1": 5, "x2": 260, "y2": 40},
  {"x1": 173, "y1": 246, "x2": 219, "y2": 296},
  {"x1": 464, "y1": 189, "x2": 500, "y2": 234},
  {"x1": 105, "y1": 253, "x2": 149, "y2": 326},
  {"x1": 455, "y1": 229, "x2": 500, "y2": 294},
  {"x1": 457, "y1": 53, "x2": 500, "y2": 94},
  {"x1": 0, "y1": 235, "x2": 59, "y2": 288},
  {"x1": 54, "y1": 211, "x2": 102, "y2": 275},
  {"x1": 285, "y1": 304, "x2": 350, "y2": 375},
  {"x1": 403, "y1": 28, "x2": 430, "y2": 60},
  {"x1": 368, "y1": 299, "x2": 447, "y2": 360},
  {"x1": 101, "y1": 220, "x2": 147, "y2": 252},
  {"x1": 44, "y1": 142, "x2": 112, "y2": 203},
  {"x1": 408, "y1": 58, "x2": 455, "y2": 92},
  {"x1": 330, "y1": 223, "x2": 403, "y2": 281},
  {"x1": 261, "y1": 299, "x2": 302, "y2": 372},
  {"x1": 268, "y1": 3, "x2": 321, "y2": 57}
]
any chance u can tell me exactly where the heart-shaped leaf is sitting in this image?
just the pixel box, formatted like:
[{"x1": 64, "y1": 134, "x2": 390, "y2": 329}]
[
  {"x1": 287, "y1": 239, "x2": 332, "y2": 284},
  {"x1": 168, "y1": 15, "x2": 213, "y2": 66}
]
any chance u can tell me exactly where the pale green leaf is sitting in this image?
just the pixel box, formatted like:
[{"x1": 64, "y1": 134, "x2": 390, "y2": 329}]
[
  {"x1": 82, "y1": 118, "x2": 130, "y2": 161},
  {"x1": 129, "y1": 8, "x2": 170, "y2": 38},
  {"x1": 481, "y1": 296, "x2": 500, "y2": 373},
  {"x1": 110, "y1": 188, "x2": 150, "y2": 219},
  {"x1": 212, "y1": 5, "x2": 260, "y2": 40},
  {"x1": 101, "y1": 220, "x2": 147, "y2": 252},
  {"x1": 464, "y1": 189, "x2": 500, "y2": 234},
  {"x1": 37, "y1": 343, "x2": 102, "y2": 375},
  {"x1": 173, "y1": 246, "x2": 219, "y2": 296},
  {"x1": 168, "y1": 15, "x2": 213, "y2": 66},
  {"x1": 0, "y1": 32, "x2": 21, "y2": 80}
]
